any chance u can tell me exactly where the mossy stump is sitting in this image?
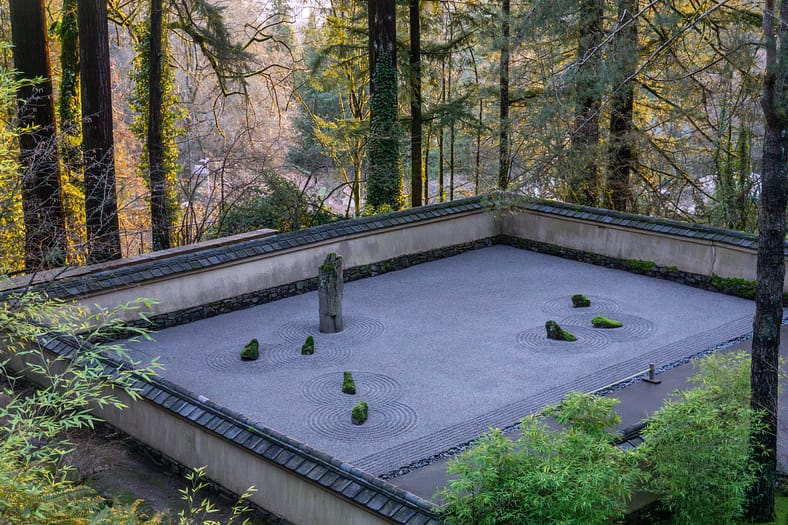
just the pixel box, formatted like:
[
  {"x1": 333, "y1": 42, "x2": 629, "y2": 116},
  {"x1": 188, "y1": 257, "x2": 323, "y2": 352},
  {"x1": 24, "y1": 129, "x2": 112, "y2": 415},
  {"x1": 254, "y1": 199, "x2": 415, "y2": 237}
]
[
  {"x1": 571, "y1": 294, "x2": 591, "y2": 308},
  {"x1": 301, "y1": 335, "x2": 315, "y2": 355},
  {"x1": 591, "y1": 316, "x2": 623, "y2": 329},
  {"x1": 342, "y1": 371, "x2": 356, "y2": 395},
  {"x1": 351, "y1": 401, "x2": 368, "y2": 425},
  {"x1": 240, "y1": 339, "x2": 259, "y2": 361},
  {"x1": 545, "y1": 320, "x2": 577, "y2": 342}
]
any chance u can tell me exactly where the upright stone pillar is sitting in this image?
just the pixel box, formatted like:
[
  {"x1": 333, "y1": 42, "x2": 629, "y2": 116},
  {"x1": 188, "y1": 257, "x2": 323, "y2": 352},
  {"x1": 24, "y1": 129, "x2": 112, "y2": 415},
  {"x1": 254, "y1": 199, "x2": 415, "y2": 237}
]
[{"x1": 319, "y1": 252, "x2": 344, "y2": 333}]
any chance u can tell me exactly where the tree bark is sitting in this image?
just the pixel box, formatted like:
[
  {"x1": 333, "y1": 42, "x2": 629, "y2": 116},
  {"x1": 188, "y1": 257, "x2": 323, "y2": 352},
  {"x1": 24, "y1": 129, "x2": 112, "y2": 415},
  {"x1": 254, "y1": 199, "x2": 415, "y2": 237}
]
[
  {"x1": 78, "y1": 0, "x2": 121, "y2": 263},
  {"x1": 409, "y1": 0, "x2": 422, "y2": 208},
  {"x1": 368, "y1": 0, "x2": 396, "y2": 99},
  {"x1": 148, "y1": 0, "x2": 171, "y2": 251},
  {"x1": 498, "y1": 0, "x2": 510, "y2": 191},
  {"x1": 10, "y1": 0, "x2": 68, "y2": 272},
  {"x1": 747, "y1": 0, "x2": 788, "y2": 520},
  {"x1": 366, "y1": 0, "x2": 400, "y2": 210},
  {"x1": 568, "y1": 0, "x2": 604, "y2": 206},
  {"x1": 606, "y1": 0, "x2": 637, "y2": 212}
]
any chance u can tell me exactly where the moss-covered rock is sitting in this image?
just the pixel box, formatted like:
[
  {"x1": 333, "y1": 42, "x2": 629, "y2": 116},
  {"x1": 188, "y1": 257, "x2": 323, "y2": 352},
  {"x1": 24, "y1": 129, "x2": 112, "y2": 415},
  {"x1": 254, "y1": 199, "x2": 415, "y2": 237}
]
[
  {"x1": 240, "y1": 339, "x2": 259, "y2": 361},
  {"x1": 351, "y1": 401, "x2": 368, "y2": 425},
  {"x1": 301, "y1": 335, "x2": 315, "y2": 355},
  {"x1": 592, "y1": 316, "x2": 623, "y2": 329},
  {"x1": 545, "y1": 320, "x2": 577, "y2": 342},
  {"x1": 342, "y1": 371, "x2": 356, "y2": 395},
  {"x1": 571, "y1": 294, "x2": 591, "y2": 307}
]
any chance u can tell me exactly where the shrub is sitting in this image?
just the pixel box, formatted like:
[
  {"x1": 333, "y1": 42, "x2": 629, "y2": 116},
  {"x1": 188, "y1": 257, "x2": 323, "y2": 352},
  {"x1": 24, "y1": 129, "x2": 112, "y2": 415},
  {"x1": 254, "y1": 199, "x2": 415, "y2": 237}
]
[
  {"x1": 636, "y1": 352, "x2": 761, "y2": 525},
  {"x1": 210, "y1": 170, "x2": 337, "y2": 237},
  {"x1": 240, "y1": 339, "x2": 259, "y2": 361},
  {"x1": 342, "y1": 371, "x2": 356, "y2": 395},
  {"x1": 545, "y1": 320, "x2": 577, "y2": 341},
  {"x1": 441, "y1": 393, "x2": 640, "y2": 524},
  {"x1": 627, "y1": 259, "x2": 656, "y2": 272},
  {"x1": 301, "y1": 336, "x2": 314, "y2": 355},
  {"x1": 711, "y1": 274, "x2": 757, "y2": 300},
  {"x1": 572, "y1": 294, "x2": 591, "y2": 307},
  {"x1": 351, "y1": 401, "x2": 368, "y2": 425},
  {"x1": 592, "y1": 316, "x2": 623, "y2": 328}
]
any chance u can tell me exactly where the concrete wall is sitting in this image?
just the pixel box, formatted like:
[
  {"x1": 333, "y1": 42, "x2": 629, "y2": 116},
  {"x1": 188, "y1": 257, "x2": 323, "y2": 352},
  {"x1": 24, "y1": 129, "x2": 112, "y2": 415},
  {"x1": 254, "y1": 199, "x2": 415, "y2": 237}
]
[
  {"x1": 502, "y1": 209, "x2": 788, "y2": 291},
  {"x1": 103, "y1": 391, "x2": 395, "y2": 525},
  {"x1": 78, "y1": 210, "x2": 496, "y2": 322}
]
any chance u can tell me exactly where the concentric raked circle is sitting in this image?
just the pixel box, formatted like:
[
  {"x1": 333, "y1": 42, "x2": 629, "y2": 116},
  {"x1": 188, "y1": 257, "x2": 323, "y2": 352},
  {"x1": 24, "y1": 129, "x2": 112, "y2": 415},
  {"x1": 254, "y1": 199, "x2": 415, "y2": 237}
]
[
  {"x1": 301, "y1": 372, "x2": 401, "y2": 405},
  {"x1": 515, "y1": 325, "x2": 612, "y2": 353},
  {"x1": 541, "y1": 295, "x2": 622, "y2": 316},
  {"x1": 560, "y1": 313, "x2": 656, "y2": 342},
  {"x1": 277, "y1": 316, "x2": 385, "y2": 344},
  {"x1": 306, "y1": 401, "x2": 418, "y2": 441},
  {"x1": 204, "y1": 344, "x2": 279, "y2": 372},
  {"x1": 267, "y1": 341, "x2": 352, "y2": 369}
]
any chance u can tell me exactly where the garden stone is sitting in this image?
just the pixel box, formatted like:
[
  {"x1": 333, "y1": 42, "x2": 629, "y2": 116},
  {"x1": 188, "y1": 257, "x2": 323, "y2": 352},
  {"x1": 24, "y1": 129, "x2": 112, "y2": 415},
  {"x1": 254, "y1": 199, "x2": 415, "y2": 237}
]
[{"x1": 319, "y1": 252, "x2": 344, "y2": 333}]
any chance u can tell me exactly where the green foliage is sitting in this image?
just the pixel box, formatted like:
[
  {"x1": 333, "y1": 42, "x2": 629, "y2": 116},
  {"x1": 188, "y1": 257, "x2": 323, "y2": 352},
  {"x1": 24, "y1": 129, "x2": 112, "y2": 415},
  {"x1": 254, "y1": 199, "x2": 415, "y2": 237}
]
[
  {"x1": 545, "y1": 320, "x2": 577, "y2": 341},
  {"x1": 342, "y1": 371, "x2": 356, "y2": 395},
  {"x1": 351, "y1": 401, "x2": 368, "y2": 425},
  {"x1": 711, "y1": 274, "x2": 757, "y2": 299},
  {"x1": 212, "y1": 171, "x2": 337, "y2": 237},
  {"x1": 366, "y1": 51, "x2": 403, "y2": 211},
  {"x1": 572, "y1": 294, "x2": 591, "y2": 307},
  {"x1": 636, "y1": 352, "x2": 761, "y2": 525},
  {"x1": 592, "y1": 316, "x2": 623, "y2": 328},
  {"x1": 626, "y1": 259, "x2": 656, "y2": 272},
  {"x1": 240, "y1": 339, "x2": 259, "y2": 361},
  {"x1": 441, "y1": 393, "x2": 639, "y2": 525},
  {"x1": 301, "y1": 336, "x2": 314, "y2": 356},
  {"x1": 176, "y1": 466, "x2": 255, "y2": 525},
  {"x1": 0, "y1": 289, "x2": 164, "y2": 523}
]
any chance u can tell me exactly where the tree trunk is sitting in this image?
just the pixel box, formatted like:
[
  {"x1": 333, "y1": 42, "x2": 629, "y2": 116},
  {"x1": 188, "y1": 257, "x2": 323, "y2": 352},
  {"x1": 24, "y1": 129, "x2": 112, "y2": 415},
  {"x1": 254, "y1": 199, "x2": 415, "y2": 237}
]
[
  {"x1": 569, "y1": 0, "x2": 604, "y2": 206},
  {"x1": 10, "y1": 0, "x2": 68, "y2": 272},
  {"x1": 368, "y1": 0, "x2": 396, "y2": 98},
  {"x1": 747, "y1": 0, "x2": 788, "y2": 520},
  {"x1": 366, "y1": 0, "x2": 401, "y2": 210},
  {"x1": 78, "y1": 0, "x2": 121, "y2": 263},
  {"x1": 498, "y1": 0, "x2": 510, "y2": 190},
  {"x1": 439, "y1": 56, "x2": 446, "y2": 202},
  {"x1": 58, "y1": 0, "x2": 82, "y2": 175},
  {"x1": 409, "y1": 0, "x2": 422, "y2": 208},
  {"x1": 606, "y1": 0, "x2": 637, "y2": 212},
  {"x1": 148, "y1": 0, "x2": 171, "y2": 251}
]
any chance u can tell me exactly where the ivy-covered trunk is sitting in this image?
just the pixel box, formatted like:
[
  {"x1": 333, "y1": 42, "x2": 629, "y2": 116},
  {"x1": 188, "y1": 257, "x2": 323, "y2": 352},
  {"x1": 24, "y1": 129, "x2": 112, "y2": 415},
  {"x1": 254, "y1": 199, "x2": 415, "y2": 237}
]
[
  {"x1": 747, "y1": 0, "x2": 788, "y2": 520},
  {"x1": 367, "y1": 0, "x2": 402, "y2": 210},
  {"x1": 9, "y1": 0, "x2": 68, "y2": 271},
  {"x1": 147, "y1": 0, "x2": 171, "y2": 251},
  {"x1": 78, "y1": 0, "x2": 121, "y2": 263}
]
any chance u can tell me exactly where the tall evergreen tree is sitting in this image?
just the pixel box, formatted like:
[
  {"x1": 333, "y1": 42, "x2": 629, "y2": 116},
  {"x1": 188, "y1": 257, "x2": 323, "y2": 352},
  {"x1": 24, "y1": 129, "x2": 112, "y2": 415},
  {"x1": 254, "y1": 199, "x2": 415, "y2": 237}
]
[
  {"x1": 9, "y1": 0, "x2": 68, "y2": 271},
  {"x1": 568, "y1": 0, "x2": 604, "y2": 206},
  {"x1": 747, "y1": 0, "x2": 788, "y2": 520},
  {"x1": 606, "y1": 0, "x2": 638, "y2": 211},
  {"x1": 409, "y1": 0, "x2": 423, "y2": 207},
  {"x1": 366, "y1": 0, "x2": 402, "y2": 210},
  {"x1": 78, "y1": 0, "x2": 121, "y2": 263},
  {"x1": 498, "y1": 0, "x2": 510, "y2": 191}
]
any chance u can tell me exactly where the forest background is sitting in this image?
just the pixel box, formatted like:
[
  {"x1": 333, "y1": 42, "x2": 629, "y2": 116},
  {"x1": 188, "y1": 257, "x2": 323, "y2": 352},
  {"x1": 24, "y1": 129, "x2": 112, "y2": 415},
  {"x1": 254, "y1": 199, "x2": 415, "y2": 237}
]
[{"x1": 0, "y1": 0, "x2": 771, "y2": 276}]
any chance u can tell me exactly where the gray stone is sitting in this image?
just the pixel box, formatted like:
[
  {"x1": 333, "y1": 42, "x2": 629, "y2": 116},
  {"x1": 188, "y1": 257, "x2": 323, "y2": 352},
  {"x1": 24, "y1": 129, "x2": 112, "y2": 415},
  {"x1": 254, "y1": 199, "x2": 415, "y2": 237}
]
[{"x1": 319, "y1": 252, "x2": 344, "y2": 333}]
